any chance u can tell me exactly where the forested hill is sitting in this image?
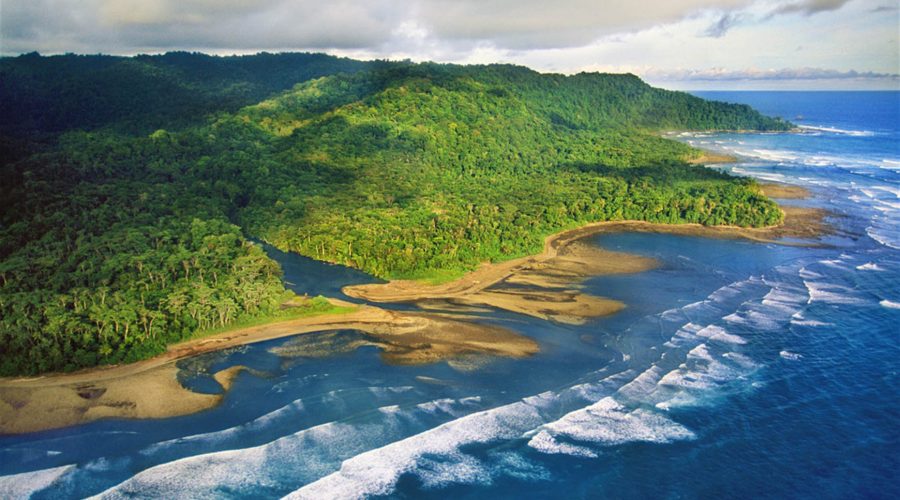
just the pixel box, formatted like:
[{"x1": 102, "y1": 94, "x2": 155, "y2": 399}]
[
  {"x1": 1, "y1": 53, "x2": 790, "y2": 375},
  {"x1": 0, "y1": 51, "x2": 370, "y2": 138}
]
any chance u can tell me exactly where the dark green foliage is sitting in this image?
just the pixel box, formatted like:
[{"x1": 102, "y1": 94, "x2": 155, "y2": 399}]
[
  {"x1": 0, "y1": 51, "x2": 369, "y2": 137},
  {"x1": 0, "y1": 131, "x2": 290, "y2": 375},
  {"x1": 232, "y1": 65, "x2": 785, "y2": 277},
  {"x1": 1, "y1": 54, "x2": 786, "y2": 375}
]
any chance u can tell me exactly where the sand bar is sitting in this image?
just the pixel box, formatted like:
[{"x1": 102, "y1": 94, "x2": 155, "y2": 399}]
[
  {"x1": 343, "y1": 204, "x2": 826, "y2": 319},
  {"x1": 0, "y1": 303, "x2": 536, "y2": 434},
  {"x1": 0, "y1": 189, "x2": 826, "y2": 433}
]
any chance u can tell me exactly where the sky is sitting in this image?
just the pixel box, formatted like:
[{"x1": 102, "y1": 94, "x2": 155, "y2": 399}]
[{"x1": 1, "y1": 0, "x2": 897, "y2": 89}]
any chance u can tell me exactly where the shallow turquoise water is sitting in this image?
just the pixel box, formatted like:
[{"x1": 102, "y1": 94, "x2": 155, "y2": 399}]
[{"x1": 2, "y1": 92, "x2": 898, "y2": 499}]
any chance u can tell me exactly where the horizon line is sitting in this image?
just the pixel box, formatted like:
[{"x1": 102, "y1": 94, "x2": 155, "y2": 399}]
[{"x1": 4, "y1": 49, "x2": 897, "y2": 92}]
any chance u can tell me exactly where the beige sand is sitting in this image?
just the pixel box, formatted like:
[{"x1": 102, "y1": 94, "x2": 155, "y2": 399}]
[
  {"x1": 0, "y1": 183, "x2": 827, "y2": 434},
  {"x1": 0, "y1": 364, "x2": 221, "y2": 434},
  {"x1": 344, "y1": 228, "x2": 659, "y2": 325},
  {"x1": 759, "y1": 183, "x2": 811, "y2": 199},
  {"x1": 0, "y1": 304, "x2": 536, "y2": 434},
  {"x1": 688, "y1": 151, "x2": 739, "y2": 164},
  {"x1": 270, "y1": 312, "x2": 538, "y2": 365},
  {"x1": 344, "y1": 205, "x2": 828, "y2": 321}
]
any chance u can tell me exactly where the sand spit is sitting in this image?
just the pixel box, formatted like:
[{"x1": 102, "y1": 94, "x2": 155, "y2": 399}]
[
  {"x1": 0, "y1": 364, "x2": 223, "y2": 435},
  {"x1": 344, "y1": 205, "x2": 828, "y2": 321},
  {"x1": 0, "y1": 305, "x2": 536, "y2": 434},
  {"x1": 0, "y1": 189, "x2": 826, "y2": 434},
  {"x1": 689, "y1": 151, "x2": 739, "y2": 164},
  {"x1": 270, "y1": 312, "x2": 537, "y2": 366},
  {"x1": 345, "y1": 231, "x2": 658, "y2": 325},
  {"x1": 590, "y1": 206, "x2": 829, "y2": 244},
  {"x1": 760, "y1": 183, "x2": 811, "y2": 199}
]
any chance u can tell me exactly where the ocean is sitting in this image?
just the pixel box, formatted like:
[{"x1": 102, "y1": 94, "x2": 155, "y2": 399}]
[{"x1": 1, "y1": 91, "x2": 898, "y2": 499}]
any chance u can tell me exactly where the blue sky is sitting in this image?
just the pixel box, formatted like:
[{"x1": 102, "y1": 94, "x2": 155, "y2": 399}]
[{"x1": 2, "y1": 0, "x2": 897, "y2": 89}]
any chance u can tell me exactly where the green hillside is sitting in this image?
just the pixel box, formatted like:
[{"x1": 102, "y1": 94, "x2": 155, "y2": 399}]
[
  {"x1": 0, "y1": 54, "x2": 790, "y2": 375},
  {"x1": 0, "y1": 51, "x2": 369, "y2": 138}
]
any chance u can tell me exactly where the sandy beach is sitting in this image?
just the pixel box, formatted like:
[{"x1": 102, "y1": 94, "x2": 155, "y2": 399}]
[
  {"x1": 0, "y1": 178, "x2": 825, "y2": 435},
  {"x1": 0, "y1": 303, "x2": 537, "y2": 434},
  {"x1": 760, "y1": 182, "x2": 811, "y2": 199},
  {"x1": 688, "y1": 151, "x2": 739, "y2": 164},
  {"x1": 343, "y1": 193, "x2": 825, "y2": 319}
]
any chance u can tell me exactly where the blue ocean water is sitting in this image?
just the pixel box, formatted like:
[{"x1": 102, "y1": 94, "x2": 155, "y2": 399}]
[{"x1": 1, "y1": 92, "x2": 898, "y2": 499}]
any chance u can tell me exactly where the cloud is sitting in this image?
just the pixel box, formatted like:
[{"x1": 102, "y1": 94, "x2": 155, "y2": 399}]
[
  {"x1": 702, "y1": 12, "x2": 747, "y2": 37},
  {"x1": 769, "y1": 0, "x2": 852, "y2": 16},
  {"x1": 411, "y1": 0, "x2": 753, "y2": 49},
  {"x1": 701, "y1": 0, "x2": 853, "y2": 39},
  {"x1": 96, "y1": 0, "x2": 270, "y2": 26},
  {"x1": 1, "y1": 0, "x2": 895, "y2": 89},
  {"x1": 870, "y1": 4, "x2": 899, "y2": 13},
  {"x1": 642, "y1": 67, "x2": 900, "y2": 81},
  {"x1": 2, "y1": 0, "x2": 762, "y2": 54},
  {"x1": 0, "y1": 0, "x2": 408, "y2": 53}
]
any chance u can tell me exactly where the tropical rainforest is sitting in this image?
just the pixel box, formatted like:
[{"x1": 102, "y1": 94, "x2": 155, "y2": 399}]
[{"x1": 0, "y1": 52, "x2": 791, "y2": 375}]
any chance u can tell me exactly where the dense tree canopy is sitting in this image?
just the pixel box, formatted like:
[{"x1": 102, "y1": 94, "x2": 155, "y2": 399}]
[{"x1": 0, "y1": 53, "x2": 790, "y2": 375}]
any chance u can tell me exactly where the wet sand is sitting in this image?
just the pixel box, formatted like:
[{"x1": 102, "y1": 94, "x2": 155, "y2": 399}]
[
  {"x1": 343, "y1": 204, "x2": 827, "y2": 322},
  {"x1": 760, "y1": 182, "x2": 811, "y2": 199},
  {"x1": 0, "y1": 304, "x2": 536, "y2": 434},
  {"x1": 344, "y1": 232, "x2": 659, "y2": 325},
  {"x1": 689, "y1": 151, "x2": 739, "y2": 164},
  {"x1": 270, "y1": 313, "x2": 538, "y2": 366},
  {"x1": 0, "y1": 364, "x2": 224, "y2": 435},
  {"x1": 0, "y1": 180, "x2": 826, "y2": 434}
]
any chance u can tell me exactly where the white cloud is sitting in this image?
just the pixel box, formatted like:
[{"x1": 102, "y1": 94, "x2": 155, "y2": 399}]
[
  {"x1": 643, "y1": 66, "x2": 899, "y2": 80},
  {"x1": 0, "y1": 0, "x2": 896, "y2": 89}
]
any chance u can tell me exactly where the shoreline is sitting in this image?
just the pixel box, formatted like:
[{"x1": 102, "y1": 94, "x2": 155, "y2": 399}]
[
  {"x1": 343, "y1": 195, "x2": 825, "y2": 309},
  {"x1": 1, "y1": 177, "x2": 824, "y2": 435},
  {"x1": 0, "y1": 303, "x2": 537, "y2": 434}
]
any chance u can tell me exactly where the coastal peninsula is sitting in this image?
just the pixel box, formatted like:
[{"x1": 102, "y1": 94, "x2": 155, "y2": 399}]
[{"x1": 0, "y1": 183, "x2": 825, "y2": 434}]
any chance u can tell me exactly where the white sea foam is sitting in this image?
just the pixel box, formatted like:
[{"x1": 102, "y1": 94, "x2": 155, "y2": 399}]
[
  {"x1": 790, "y1": 318, "x2": 833, "y2": 327},
  {"x1": 746, "y1": 148, "x2": 799, "y2": 163},
  {"x1": 731, "y1": 168, "x2": 790, "y2": 183},
  {"x1": 143, "y1": 385, "x2": 420, "y2": 458},
  {"x1": 287, "y1": 401, "x2": 546, "y2": 499},
  {"x1": 143, "y1": 398, "x2": 307, "y2": 456},
  {"x1": 658, "y1": 357, "x2": 737, "y2": 391},
  {"x1": 880, "y1": 300, "x2": 900, "y2": 309},
  {"x1": 97, "y1": 398, "x2": 479, "y2": 499},
  {"x1": 817, "y1": 259, "x2": 847, "y2": 269},
  {"x1": 763, "y1": 287, "x2": 807, "y2": 306},
  {"x1": 671, "y1": 322, "x2": 704, "y2": 343},
  {"x1": 797, "y1": 125, "x2": 875, "y2": 137},
  {"x1": 723, "y1": 310, "x2": 781, "y2": 330},
  {"x1": 799, "y1": 267, "x2": 825, "y2": 279},
  {"x1": 369, "y1": 386, "x2": 415, "y2": 396},
  {"x1": 856, "y1": 262, "x2": 885, "y2": 271},
  {"x1": 779, "y1": 351, "x2": 803, "y2": 361},
  {"x1": 616, "y1": 365, "x2": 666, "y2": 400},
  {"x1": 289, "y1": 367, "x2": 702, "y2": 498},
  {"x1": 712, "y1": 278, "x2": 762, "y2": 299},
  {"x1": 867, "y1": 226, "x2": 900, "y2": 250},
  {"x1": 416, "y1": 397, "x2": 481, "y2": 417},
  {"x1": 0, "y1": 465, "x2": 75, "y2": 499},
  {"x1": 804, "y1": 281, "x2": 866, "y2": 305},
  {"x1": 527, "y1": 431, "x2": 598, "y2": 458},
  {"x1": 535, "y1": 397, "x2": 695, "y2": 449},
  {"x1": 96, "y1": 421, "x2": 358, "y2": 499},
  {"x1": 696, "y1": 325, "x2": 747, "y2": 345},
  {"x1": 488, "y1": 452, "x2": 551, "y2": 482},
  {"x1": 722, "y1": 352, "x2": 757, "y2": 369},
  {"x1": 691, "y1": 343, "x2": 718, "y2": 360},
  {"x1": 881, "y1": 159, "x2": 900, "y2": 170},
  {"x1": 413, "y1": 451, "x2": 490, "y2": 488}
]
